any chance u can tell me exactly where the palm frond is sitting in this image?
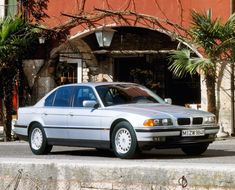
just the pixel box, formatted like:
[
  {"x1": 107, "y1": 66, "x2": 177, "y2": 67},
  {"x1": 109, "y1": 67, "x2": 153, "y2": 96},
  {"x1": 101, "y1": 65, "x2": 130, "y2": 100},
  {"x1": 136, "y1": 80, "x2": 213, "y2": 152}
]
[
  {"x1": 0, "y1": 16, "x2": 38, "y2": 67},
  {"x1": 190, "y1": 10, "x2": 222, "y2": 54},
  {"x1": 190, "y1": 57, "x2": 214, "y2": 75},
  {"x1": 0, "y1": 16, "x2": 25, "y2": 44},
  {"x1": 168, "y1": 49, "x2": 192, "y2": 78},
  {"x1": 223, "y1": 13, "x2": 235, "y2": 38},
  {"x1": 169, "y1": 49, "x2": 214, "y2": 78},
  {"x1": 215, "y1": 37, "x2": 235, "y2": 55}
]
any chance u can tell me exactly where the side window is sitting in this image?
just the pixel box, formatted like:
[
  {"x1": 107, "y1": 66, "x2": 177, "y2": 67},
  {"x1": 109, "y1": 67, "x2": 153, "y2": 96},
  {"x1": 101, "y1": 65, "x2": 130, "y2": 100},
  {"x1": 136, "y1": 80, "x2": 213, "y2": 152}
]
[
  {"x1": 45, "y1": 91, "x2": 56, "y2": 106},
  {"x1": 53, "y1": 86, "x2": 74, "y2": 107},
  {"x1": 73, "y1": 87, "x2": 96, "y2": 107},
  {"x1": 98, "y1": 87, "x2": 125, "y2": 106}
]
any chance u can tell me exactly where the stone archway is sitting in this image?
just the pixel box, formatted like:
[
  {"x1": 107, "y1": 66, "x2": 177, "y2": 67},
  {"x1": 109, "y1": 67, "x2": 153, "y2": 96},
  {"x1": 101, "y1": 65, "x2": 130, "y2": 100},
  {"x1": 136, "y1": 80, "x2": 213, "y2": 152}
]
[{"x1": 70, "y1": 26, "x2": 201, "y2": 106}]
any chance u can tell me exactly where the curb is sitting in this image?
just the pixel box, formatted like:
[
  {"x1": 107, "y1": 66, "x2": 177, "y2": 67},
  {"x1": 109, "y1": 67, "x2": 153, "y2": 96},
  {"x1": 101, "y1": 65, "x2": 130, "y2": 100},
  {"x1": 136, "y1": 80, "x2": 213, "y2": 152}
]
[{"x1": 0, "y1": 158, "x2": 235, "y2": 190}]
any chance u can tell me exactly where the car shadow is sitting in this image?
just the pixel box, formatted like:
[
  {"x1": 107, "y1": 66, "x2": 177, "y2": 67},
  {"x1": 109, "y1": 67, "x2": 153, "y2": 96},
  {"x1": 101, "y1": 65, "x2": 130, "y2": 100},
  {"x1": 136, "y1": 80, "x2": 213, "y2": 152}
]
[
  {"x1": 50, "y1": 148, "x2": 116, "y2": 158},
  {"x1": 136, "y1": 149, "x2": 235, "y2": 159},
  {"x1": 49, "y1": 147, "x2": 235, "y2": 160}
]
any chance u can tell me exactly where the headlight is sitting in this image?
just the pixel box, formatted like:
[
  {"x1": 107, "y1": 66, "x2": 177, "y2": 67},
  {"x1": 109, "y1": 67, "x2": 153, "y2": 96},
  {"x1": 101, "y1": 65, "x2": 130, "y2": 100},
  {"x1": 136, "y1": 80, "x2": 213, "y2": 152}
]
[
  {"x1": 143, "y1": 118, "x2": 173, "y2": 126},
  {"x1": 204, "y1": 116, "x2": 216, "y2": 124}
]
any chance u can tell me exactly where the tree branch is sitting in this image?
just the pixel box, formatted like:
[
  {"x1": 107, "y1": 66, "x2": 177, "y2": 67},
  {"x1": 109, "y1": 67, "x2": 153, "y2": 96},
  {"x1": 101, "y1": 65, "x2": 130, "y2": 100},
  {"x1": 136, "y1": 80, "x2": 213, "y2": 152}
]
[{"x1": 54, "y1": 7, "x2": 190, "y2": 39}]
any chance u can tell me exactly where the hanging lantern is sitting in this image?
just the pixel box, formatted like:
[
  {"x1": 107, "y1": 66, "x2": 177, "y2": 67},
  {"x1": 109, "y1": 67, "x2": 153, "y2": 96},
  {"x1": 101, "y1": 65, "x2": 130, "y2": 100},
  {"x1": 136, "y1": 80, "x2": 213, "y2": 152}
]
[
  {"x1": 38, "y1": 36, "x2": 46, "y2": 44},
  {"x1": 95, "y1": 27, "x2": 116, "y2": 48}
]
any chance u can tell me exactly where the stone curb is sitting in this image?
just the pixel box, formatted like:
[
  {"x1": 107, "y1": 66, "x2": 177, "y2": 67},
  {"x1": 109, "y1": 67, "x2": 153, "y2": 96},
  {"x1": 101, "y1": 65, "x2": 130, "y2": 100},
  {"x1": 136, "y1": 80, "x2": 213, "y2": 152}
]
[{"x1": 0, "y1": 158, "x2": 235, "y2": 190}]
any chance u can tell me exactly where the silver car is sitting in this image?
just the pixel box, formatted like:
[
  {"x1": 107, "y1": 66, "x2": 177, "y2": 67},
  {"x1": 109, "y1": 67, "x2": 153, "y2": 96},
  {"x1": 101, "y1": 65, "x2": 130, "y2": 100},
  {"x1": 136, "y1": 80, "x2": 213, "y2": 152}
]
[{"x1": 14, "y1": 82, "x2": 219, "y2": 159}]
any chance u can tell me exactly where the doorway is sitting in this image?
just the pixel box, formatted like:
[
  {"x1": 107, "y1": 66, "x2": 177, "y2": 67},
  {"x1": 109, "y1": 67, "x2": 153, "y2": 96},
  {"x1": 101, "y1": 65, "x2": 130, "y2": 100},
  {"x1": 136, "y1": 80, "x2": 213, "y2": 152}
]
[
  {"x1": 114, "y1": 55, "x2": 201, "y2": 106},
  {"x1": 114, "y1": 56, "x2": 147, "y2": 82},
  {"x1": 114, "y1": 55, "x2": 166, "y2": 98}
]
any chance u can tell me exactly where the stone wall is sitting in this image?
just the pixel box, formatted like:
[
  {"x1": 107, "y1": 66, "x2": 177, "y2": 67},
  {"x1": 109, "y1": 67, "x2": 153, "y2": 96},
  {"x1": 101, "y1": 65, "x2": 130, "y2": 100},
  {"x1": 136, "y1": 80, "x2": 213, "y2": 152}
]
[
  {"x1": 201, "y1": 63, "x2": 233, "y2": 134},
  {"x1": 1, "y1": 159, "x2": 235, "y2": 190},
  {"x1": 216, "y1": 63, "x2": 233, "y2": 134}
]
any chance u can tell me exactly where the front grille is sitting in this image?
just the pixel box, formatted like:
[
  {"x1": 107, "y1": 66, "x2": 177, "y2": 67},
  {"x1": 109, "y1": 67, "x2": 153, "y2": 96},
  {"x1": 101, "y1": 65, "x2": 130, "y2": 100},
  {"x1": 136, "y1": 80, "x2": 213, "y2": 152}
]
[
  {"x1": 193, "y1": 117, "x2": 203, "y2": 125},
  {"x1": 178, "y1": 118, "x2": 190, "y2": 125}
]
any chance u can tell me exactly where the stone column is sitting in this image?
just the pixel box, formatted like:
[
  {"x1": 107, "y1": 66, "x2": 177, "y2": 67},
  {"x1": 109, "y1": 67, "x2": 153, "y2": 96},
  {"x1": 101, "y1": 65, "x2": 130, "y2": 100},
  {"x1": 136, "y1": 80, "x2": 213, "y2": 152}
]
[{"x1": 23, "y1": 59, "x2": 56, "y2": 103}]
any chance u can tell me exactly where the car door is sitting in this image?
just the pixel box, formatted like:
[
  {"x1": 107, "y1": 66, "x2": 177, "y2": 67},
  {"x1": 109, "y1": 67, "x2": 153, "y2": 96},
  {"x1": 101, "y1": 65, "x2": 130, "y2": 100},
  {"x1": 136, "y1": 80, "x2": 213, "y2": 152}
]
[
  {"x1": 42, "y1": 86, "x2": 74, "y2": 139},
  {"x1": 67, "y1": 86, "x2": 102, "y2": 143}
]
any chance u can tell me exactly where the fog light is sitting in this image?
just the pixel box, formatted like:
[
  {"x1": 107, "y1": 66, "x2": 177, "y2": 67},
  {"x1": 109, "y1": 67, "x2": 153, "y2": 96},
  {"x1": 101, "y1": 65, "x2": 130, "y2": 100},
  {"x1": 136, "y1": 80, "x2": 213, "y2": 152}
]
[{"x1": 153, "y1": 137, "x2": 166, "y2": 142}]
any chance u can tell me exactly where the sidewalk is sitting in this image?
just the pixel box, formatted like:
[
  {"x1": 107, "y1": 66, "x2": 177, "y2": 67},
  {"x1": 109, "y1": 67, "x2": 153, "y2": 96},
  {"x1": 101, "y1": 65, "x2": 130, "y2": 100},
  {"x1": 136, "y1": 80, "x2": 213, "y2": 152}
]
[
  {"x1": 0, "y1": 138, "x2": 235, "y2": 190},
  {"x1": 0, "y1": 157, "x2": 235, "y2": 190}
]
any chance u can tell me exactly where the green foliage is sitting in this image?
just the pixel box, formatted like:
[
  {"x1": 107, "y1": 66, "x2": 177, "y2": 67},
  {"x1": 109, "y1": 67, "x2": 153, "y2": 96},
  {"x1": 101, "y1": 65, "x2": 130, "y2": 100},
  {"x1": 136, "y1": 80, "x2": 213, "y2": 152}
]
[
  {"x1": 168, "y1": 10, "x2": 235, "y2": 115},
  {"x1": 0, "y1": 16, "x2": 38, "y2": 69},
  {"x1": 190, "y1": 10, "x2": 222, "y2": 56},
  {"x1": 168, "y1": 50, "x2": 191, "y2": 78},
  {"x1": 216, "y1": 13, "x2": 235, "y2": 62},
  {"x1": 221, "y1": 13, "x2": 235, "y2": 39},
  {"x1": 169, "y1": 10, "x2": 235, "y2": 79},
  {"x1": 169, "y1": 49, "x2": 214, "y2": 78},
  {"x1": 0, "y1": 16, "x2": 38, "y2": 140}
]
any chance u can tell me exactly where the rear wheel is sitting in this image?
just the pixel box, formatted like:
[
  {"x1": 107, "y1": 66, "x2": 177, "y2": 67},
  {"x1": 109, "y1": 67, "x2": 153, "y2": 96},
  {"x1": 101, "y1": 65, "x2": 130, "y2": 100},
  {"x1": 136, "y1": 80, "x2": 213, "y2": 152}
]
[
  {"x1": 181, "y1": 143, "x2": 209, "y2": 156},
  {"x1": 111, "y1": 121, "x2": 138, "y2": 159},
  {"x1": 29, "y1": 123, "x2": 53, "y2": 155}
]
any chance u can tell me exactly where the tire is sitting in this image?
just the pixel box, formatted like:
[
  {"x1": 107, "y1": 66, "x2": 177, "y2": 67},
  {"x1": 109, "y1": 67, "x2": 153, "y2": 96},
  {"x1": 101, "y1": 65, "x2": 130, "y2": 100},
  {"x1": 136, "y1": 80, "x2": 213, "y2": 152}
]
[
  {"x1": 181, "y1": 143, "x2": 209, "y2": 156},
  {"x1": 111, "y1": 121, "x2": 138, "y2": 159},
  {"x1": 29, "y1": 123, "x2": 53, "y2": 155}
]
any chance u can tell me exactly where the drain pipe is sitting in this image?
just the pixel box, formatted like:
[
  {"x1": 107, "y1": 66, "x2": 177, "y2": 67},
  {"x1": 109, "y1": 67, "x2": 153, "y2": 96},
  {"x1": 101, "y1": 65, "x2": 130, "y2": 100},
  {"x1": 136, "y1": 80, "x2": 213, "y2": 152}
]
[{"x1": 231, "y1": 0, "x2": 235, "y2": 135}]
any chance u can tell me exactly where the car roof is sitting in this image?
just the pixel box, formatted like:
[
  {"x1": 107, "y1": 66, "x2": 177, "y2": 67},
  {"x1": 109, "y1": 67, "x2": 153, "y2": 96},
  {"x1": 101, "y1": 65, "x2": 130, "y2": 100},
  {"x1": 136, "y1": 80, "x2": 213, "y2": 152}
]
[
  {"x1": 33, "y1": 82, "x2": 140, "y2": 107},
  {"x1": 59, "y1": 82, "x2": 138, "y2": 88}
]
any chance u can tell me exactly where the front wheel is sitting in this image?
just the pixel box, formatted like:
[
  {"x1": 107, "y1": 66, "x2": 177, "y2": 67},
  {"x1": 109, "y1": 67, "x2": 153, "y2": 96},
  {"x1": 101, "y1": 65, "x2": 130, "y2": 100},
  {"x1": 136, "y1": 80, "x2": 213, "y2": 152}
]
[
  {"x1": 181, "y1": 143, "x2": 209, "y2": 156},
  {"x1": 29, "y1": 123, "x2": 53, "y2": 155},
  {"x1": 111, "y1": 121, "x2": 138, "y2": 159}
]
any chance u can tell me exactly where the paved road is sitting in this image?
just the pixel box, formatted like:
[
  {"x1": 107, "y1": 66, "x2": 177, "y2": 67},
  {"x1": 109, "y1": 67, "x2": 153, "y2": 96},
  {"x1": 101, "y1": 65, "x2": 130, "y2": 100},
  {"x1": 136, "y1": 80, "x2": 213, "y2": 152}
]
[{"x1": 0, "y1": 138, "x2": 234, "y2": 164}]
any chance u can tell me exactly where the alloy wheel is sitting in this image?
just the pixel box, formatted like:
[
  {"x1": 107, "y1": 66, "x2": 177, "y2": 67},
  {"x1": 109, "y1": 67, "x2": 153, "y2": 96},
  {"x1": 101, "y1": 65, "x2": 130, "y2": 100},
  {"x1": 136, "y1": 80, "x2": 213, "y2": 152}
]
[
  {"x1": 31, "y1": 128, "x2": 43, "y2": 150},
  {"x1": 115, "y1": 128, "x2": 132, "y2": 154}
]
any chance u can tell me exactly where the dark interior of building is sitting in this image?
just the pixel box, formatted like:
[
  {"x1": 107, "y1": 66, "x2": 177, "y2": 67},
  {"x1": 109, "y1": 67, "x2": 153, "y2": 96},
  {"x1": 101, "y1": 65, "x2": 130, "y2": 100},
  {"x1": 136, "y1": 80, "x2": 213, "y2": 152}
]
[
  {"x1": 113, "y1": 55, "x2": 200, "y2": 106},
  {"x1": 83, "y1": 26, "x2": 201, "y2": 106}
]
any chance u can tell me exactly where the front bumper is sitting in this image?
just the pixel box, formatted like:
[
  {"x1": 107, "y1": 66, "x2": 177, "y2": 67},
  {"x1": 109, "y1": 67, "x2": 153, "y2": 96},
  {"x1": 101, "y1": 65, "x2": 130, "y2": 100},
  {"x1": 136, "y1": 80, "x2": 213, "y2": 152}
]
[{"x1": 136, "y1": 125, "x2": 219, "y2": 149}]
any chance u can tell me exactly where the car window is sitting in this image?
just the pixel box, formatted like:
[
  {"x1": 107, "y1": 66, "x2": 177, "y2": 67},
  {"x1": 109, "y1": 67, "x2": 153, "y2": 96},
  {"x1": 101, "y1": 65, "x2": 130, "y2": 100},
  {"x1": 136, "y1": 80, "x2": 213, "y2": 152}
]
[
  {"x1": 53, "y1": 86, "x2": 74, "y2": 107},
  {"x1": 96, "y1": 84, "x2": 165, "y2": 106},
  {"x1": 73, "y1": 86, "x2": 97, "y2": 107},
  {"x1": 45, "y1": 91, "x2": 56, "y2": 106}
]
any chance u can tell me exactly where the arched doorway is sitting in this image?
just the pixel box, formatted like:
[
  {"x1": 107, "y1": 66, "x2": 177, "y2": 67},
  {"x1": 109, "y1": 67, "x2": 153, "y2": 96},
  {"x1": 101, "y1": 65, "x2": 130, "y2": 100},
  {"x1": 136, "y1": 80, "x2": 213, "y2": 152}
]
[{"x1": 80, "y1": 26, "x2": 201, "y2": 106}]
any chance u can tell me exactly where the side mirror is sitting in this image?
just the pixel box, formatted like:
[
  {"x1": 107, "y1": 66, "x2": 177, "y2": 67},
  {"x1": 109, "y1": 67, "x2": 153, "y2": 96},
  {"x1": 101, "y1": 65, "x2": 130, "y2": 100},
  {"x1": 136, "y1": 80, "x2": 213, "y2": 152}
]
[
  {"x1": 164, "y1": 98, "x2": 172, "y2": 105},
  {"x1": 83, "y1": 100, "x2": 99, "y2": 108}
]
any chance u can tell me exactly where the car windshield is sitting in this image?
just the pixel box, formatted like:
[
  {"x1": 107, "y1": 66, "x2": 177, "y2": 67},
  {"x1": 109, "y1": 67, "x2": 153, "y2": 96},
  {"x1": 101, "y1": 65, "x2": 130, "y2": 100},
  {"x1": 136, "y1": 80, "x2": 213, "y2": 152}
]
[{"x1": 96, "y1": 84, "x2": 165, "y2": 107}]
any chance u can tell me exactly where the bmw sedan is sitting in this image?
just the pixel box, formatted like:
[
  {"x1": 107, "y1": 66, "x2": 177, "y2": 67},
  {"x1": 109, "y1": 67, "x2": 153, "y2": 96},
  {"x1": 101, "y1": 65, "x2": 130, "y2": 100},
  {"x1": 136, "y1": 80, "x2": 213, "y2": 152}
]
[{"x1": 14, "y1": 82, "x2": 219, "y2": 159}]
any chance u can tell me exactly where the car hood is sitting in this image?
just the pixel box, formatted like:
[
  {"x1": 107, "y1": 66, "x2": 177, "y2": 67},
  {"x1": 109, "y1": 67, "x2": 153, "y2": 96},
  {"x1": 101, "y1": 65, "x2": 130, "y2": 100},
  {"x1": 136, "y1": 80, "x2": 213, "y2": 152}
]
[{"x1": 105, "y1": 103, "x2": 213, "y2": 118}]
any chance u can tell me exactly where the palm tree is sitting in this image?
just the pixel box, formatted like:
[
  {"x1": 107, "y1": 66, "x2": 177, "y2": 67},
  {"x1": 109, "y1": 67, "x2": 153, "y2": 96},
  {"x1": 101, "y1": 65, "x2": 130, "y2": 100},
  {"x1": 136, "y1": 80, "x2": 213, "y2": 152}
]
[
  {"x1": 169, "y1": 10, "x2": 235, "y2": 116},
  {"x1": 0, "y1": 16, "x2": 38, "y2": 141}
]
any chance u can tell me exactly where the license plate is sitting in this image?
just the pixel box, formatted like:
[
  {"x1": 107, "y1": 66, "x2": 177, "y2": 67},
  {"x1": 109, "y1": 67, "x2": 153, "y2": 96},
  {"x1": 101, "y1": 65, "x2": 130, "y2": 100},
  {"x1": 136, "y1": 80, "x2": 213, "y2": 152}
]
[{"x1": 182, "y1": 129, "x2": 205, "y2": 137}]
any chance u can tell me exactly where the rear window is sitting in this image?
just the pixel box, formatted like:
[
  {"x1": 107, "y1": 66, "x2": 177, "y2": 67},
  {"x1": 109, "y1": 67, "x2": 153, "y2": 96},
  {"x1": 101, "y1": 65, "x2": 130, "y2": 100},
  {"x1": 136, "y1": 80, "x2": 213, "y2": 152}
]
[
  {"x1": 45, "y1": 86, "x2": 74, "y2": 107},
  {"x1": 45, "y1": 91, "x2": 56, "y2": 106}
]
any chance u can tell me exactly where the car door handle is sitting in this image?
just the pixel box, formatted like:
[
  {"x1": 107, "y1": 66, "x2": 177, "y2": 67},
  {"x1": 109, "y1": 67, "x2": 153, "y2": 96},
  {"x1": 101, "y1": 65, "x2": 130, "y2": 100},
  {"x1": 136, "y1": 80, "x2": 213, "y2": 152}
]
[
  {"x1": 43, "y1": 113, "x2": 48, "y2": 116},
  {"x1": 69, "y1": 113, "x2": 74, "y2": 117}
]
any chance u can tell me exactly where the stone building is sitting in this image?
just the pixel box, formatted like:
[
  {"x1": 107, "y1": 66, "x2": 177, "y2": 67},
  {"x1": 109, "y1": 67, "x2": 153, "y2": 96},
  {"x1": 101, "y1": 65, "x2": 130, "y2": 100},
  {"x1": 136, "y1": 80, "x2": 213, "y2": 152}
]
[{"x1": 0, "y1": 0, "x2": 234, "y2": 134}]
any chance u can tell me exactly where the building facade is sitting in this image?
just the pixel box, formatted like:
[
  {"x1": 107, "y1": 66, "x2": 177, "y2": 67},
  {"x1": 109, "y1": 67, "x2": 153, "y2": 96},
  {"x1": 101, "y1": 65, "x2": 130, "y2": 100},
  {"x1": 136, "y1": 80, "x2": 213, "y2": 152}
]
[
  {"x1": 0, "y1": 0, "x2": 18, "y2": 18},
  {"x1": 5, "y1": 0, "x2": 234, "y2": 133},
  {"x1": 0, "y1": 0, "x2": 5, "y2": 18}
]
